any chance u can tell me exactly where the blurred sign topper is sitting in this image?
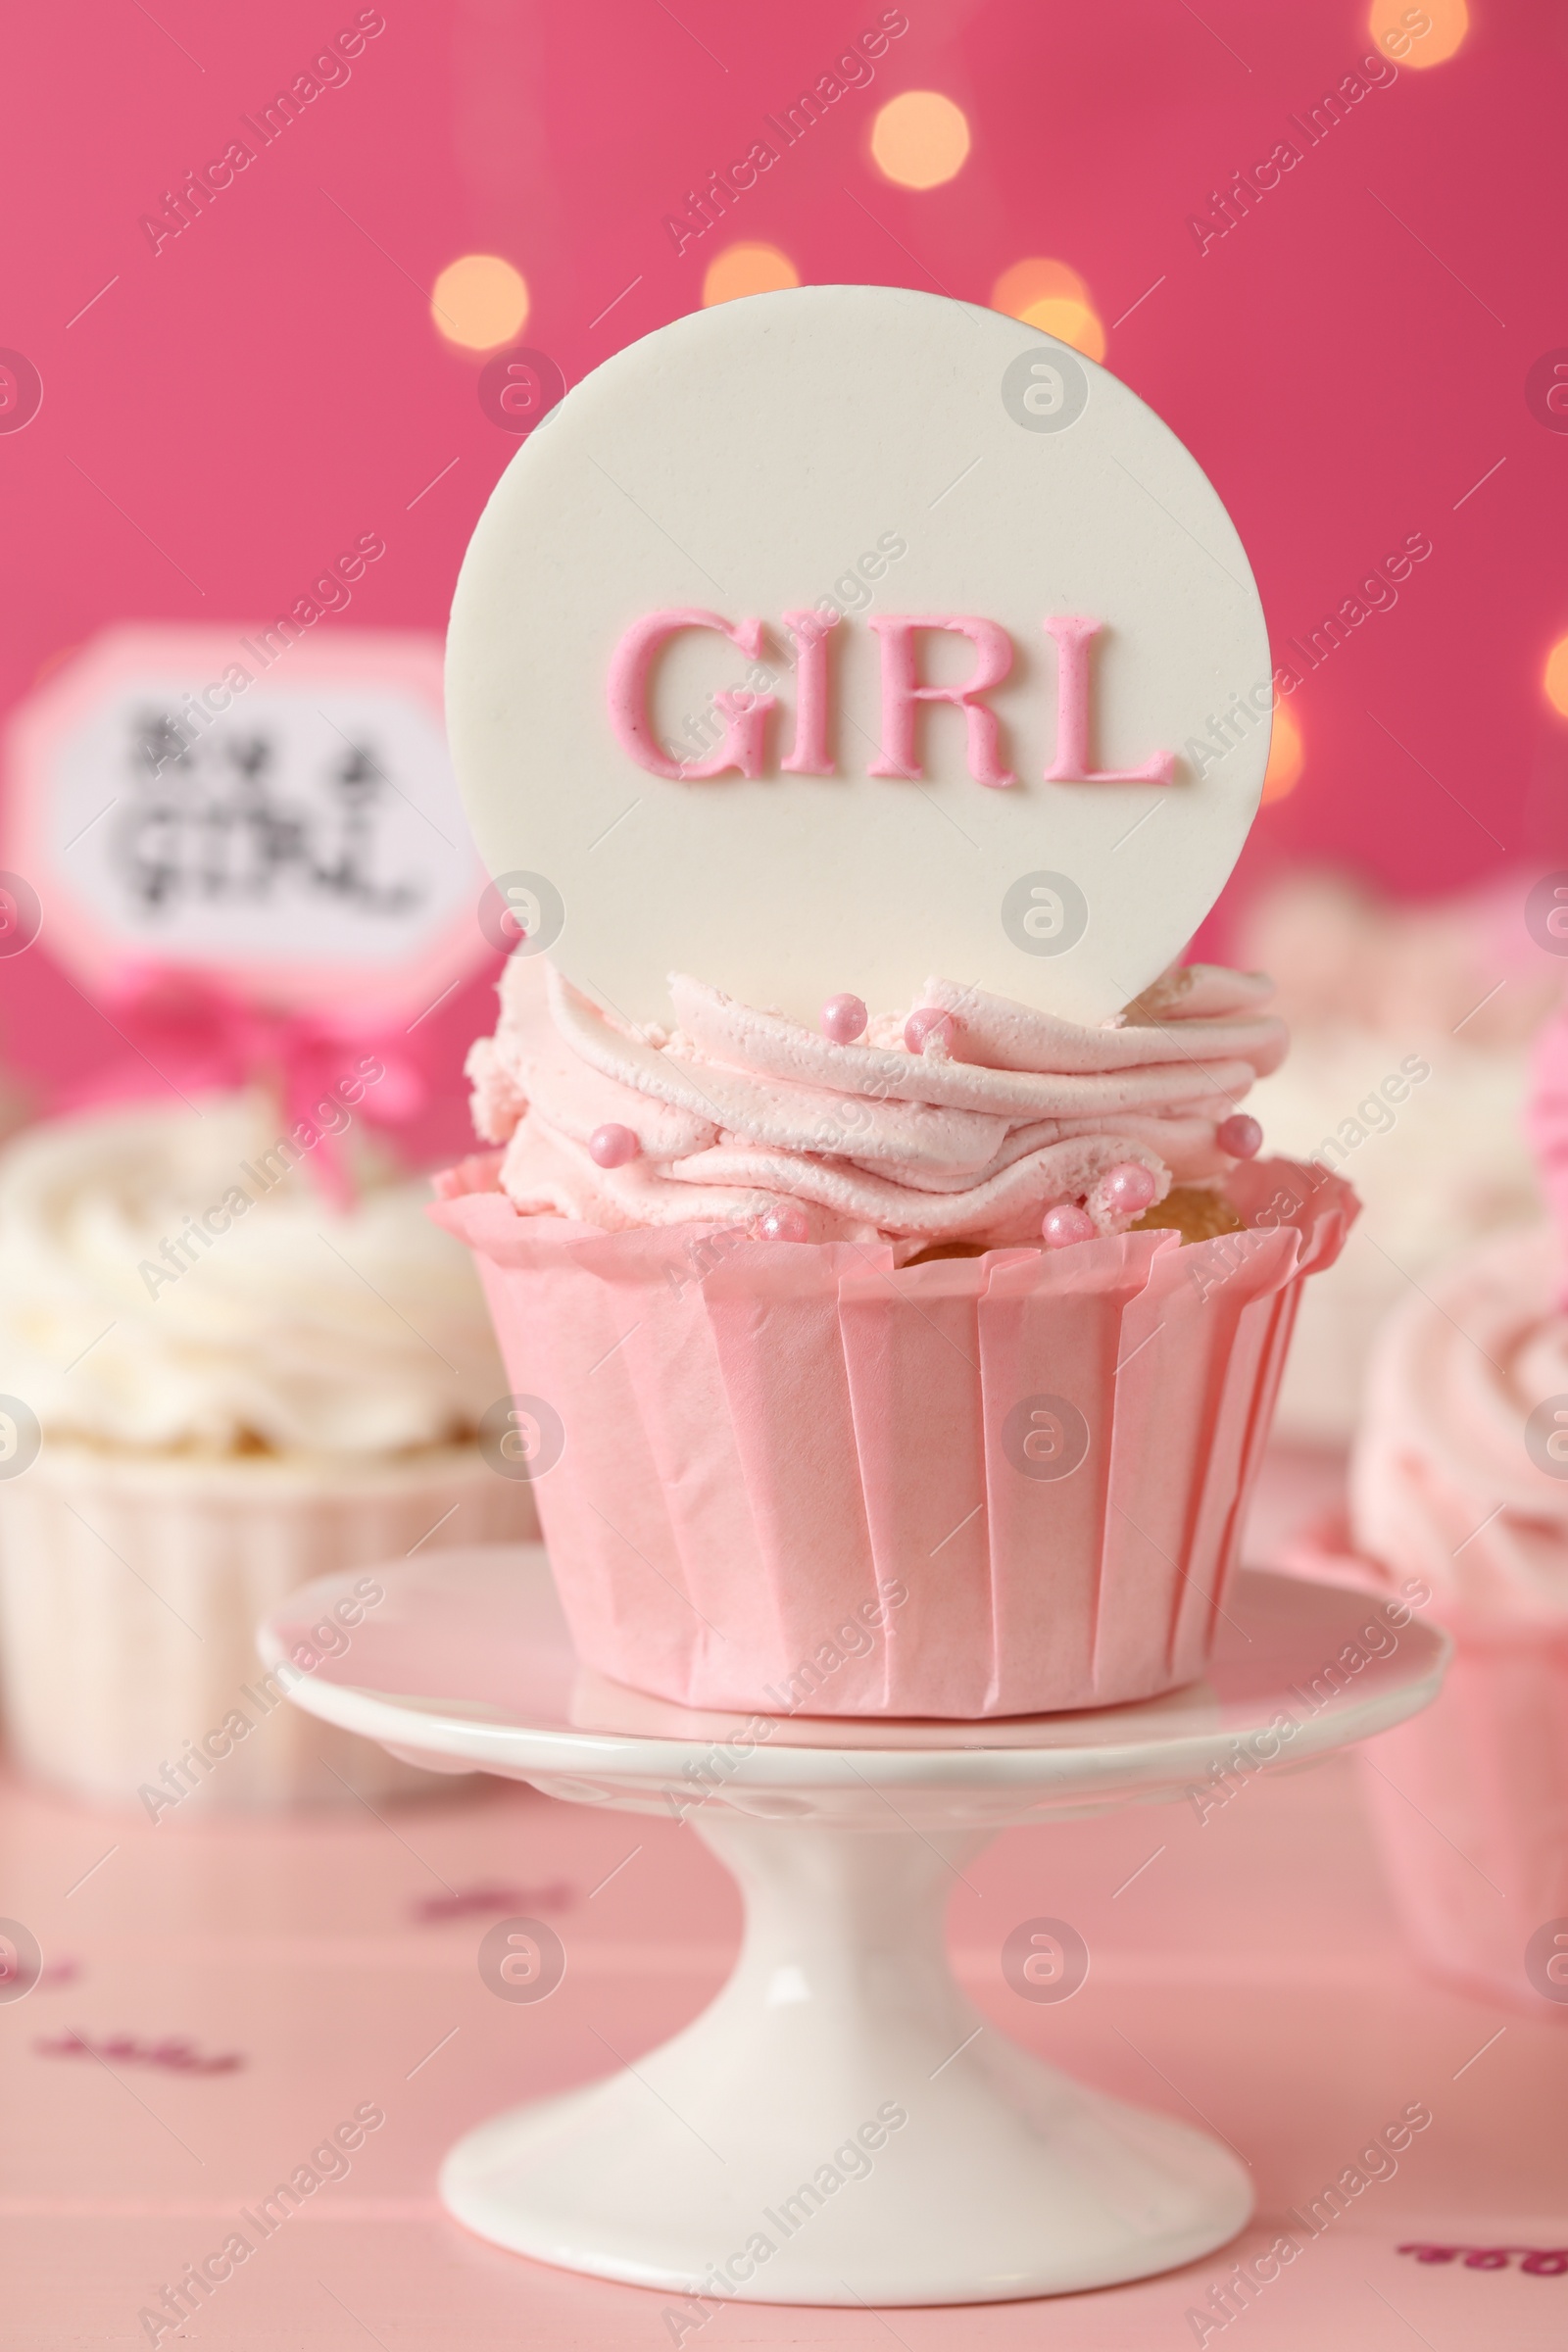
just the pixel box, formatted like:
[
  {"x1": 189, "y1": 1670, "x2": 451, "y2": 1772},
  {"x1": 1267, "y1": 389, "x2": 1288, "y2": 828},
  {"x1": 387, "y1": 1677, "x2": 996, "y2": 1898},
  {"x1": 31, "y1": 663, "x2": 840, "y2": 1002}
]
[{"x1": 4, "y1": 626, "x2": 490, "y2": 1016}]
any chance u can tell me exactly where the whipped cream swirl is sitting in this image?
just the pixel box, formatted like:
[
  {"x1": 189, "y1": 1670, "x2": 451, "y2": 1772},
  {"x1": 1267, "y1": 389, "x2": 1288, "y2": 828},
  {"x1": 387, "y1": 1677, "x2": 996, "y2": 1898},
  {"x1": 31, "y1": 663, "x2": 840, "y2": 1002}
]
[
  {"x1": 0, "y1": 1095, "x2": 508, "y2": 1454},
  {"x1": 467, "y1": 956, "x2": 1286, "y2": 1246}
]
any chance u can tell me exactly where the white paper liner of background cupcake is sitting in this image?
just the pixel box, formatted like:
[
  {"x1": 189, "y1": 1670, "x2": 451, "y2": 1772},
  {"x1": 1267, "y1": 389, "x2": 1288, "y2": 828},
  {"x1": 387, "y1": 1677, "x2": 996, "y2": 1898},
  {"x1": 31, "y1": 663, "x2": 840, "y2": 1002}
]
[{"x1": 0, "y1": 1444, "x2": 536, "y2": 1812}]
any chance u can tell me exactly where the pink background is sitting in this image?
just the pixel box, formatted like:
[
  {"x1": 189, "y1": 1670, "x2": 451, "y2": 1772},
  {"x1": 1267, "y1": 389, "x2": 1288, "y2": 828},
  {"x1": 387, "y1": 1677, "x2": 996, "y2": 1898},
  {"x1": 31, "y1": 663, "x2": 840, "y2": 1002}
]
[{"x1": 2, "y1": 0, "x2": 1565, "y2": 1122}]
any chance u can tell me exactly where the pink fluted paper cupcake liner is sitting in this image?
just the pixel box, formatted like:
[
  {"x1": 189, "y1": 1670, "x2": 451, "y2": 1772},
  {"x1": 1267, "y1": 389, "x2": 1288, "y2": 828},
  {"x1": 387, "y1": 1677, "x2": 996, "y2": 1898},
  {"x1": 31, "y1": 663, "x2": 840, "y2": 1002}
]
[
  {"x1": 1287, "y1": 1522, "x2": 1568, "y2": 2017},
  {"x1": 434, "y1": 1159, "x2": 1353, "y2": 1718}
]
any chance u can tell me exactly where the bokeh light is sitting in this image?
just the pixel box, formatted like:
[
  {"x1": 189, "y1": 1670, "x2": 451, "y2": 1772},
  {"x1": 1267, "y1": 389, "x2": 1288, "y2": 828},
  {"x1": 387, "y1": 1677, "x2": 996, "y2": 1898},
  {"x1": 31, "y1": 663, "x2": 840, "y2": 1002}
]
[
  {"x1": 1262, "y1": 704, "x2": 1304, "y2": 803},
  {"x1": 993, "y1": 258, "x2": 1089, "y2": 314},
  {"x1": 702, "y1": 243, "x2": 801, "y2": 307},
  {"x1": 1019, "y1": 300, "x2": 1105, "y2": 364},
  {"x1": 991, "y1": 258, "x2": 1105, "y2": 363},
  {"x1": 431, "y1": 255, "x2": 529, "y2": 351},
  {"x1": 1368, "y1": 0, "x2": 1468, "y2": 68},
  {"x1": 869, "y1": 91, "x2": 971, "y2": 189},
  {"x1": 1544, "y1": 633, "x2": 1568, "y2": 720}
]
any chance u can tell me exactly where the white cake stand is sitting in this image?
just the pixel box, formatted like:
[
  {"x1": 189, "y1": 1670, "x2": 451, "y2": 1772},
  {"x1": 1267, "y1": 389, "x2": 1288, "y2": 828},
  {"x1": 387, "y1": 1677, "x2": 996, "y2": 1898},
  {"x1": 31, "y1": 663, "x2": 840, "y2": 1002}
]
[{"x1": 260, "y1": 1546, "x2": 1446, "y2": 2308}]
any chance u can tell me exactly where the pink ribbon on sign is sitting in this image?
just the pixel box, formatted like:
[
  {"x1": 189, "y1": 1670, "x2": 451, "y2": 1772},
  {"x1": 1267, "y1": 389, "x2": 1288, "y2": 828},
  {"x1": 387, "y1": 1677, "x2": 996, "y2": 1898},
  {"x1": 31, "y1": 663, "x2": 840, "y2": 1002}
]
[{"x1": 64, "y1": 965, "x2": 430, "y2": 1207}]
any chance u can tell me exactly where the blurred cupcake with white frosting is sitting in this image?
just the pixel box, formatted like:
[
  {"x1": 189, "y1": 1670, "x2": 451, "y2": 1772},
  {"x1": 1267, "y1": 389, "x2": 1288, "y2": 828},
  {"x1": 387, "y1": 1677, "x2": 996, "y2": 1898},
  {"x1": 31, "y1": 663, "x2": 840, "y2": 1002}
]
[{"x1": 0, "y1": 1090, "x2": 534, "y2": 1812}]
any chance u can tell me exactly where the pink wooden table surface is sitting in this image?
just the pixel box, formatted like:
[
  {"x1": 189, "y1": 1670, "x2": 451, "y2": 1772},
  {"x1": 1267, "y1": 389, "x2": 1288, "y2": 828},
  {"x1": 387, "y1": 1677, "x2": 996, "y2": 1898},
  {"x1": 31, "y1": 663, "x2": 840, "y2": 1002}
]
[{"x1": 3, "y1": 1446, "x2": 1565, "y2": 2349}]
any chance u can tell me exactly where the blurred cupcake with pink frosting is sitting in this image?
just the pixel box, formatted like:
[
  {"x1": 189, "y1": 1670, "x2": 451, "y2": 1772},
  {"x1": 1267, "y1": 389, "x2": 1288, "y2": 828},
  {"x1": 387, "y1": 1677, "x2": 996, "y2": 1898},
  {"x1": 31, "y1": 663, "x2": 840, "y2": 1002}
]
[
  {"x1": 1238, "y1": 868, "x2": 1561, "y2": 1446},
  {"x1": 1330, "y1": 995, "x2": 1568, "y2": 2012}
]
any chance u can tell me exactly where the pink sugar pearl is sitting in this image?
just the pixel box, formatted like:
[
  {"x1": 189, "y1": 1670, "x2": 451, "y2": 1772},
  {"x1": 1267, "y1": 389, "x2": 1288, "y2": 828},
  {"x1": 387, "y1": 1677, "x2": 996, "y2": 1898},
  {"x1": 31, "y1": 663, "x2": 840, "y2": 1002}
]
[
  {"x1": 1102, "y1": 1160, "x2": 1157, "y2": 1216},
  {"x1": 1216, "y1": 1112, "x2": 1262, "y2": 1159},
  {"x1": 1042, "y1": 1202, "x2": 1096, "y2": 1250},
  {"x1": 821, "y1": 994, "x2": 868, "y2": 1045},
  {"x1": 588, "y1": 1123, "x2": 640, "y2": 1168},
  {"x1": 905, "y1": 1005, "x2": 956, "y2": 1054},
  {"x1": 759, "y1": 1202, "x2": 811, "y2": 1243}
]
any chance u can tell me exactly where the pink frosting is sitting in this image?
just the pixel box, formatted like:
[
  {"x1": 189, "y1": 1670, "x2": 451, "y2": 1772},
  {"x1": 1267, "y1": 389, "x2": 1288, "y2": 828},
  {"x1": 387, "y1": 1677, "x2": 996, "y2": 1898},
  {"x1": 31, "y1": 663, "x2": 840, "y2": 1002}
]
[
  {"x1": 1351, "y1": 1224, "x2": 1568, "y2": 1619},
  {"x1": 1530, "y1": 1001, "x2": 1568, "y2": 1294},
  {"x1": 464, "y1": 957, "x2": 1286, "y2": 1248},
  {"x1": 1347, "y1": 1001, "x2": 1568, "y2": 1616}
]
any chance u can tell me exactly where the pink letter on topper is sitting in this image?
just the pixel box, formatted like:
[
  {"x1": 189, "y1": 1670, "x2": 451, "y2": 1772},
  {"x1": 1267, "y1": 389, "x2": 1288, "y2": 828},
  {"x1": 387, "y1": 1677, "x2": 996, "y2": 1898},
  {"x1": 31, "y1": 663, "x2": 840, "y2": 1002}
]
[
  {"x1": 608, "y1": 610, "x2": 778, "y2": 779},
  {"x1": 866, "y1": 617, "x2": 1016, "y2": 788},
  {"x1": 779, "y1": 609, "x2": 838, "y2": 776},
  {"x1": 1042, "y1": 615, "x2": 1174, "y2": 784}
]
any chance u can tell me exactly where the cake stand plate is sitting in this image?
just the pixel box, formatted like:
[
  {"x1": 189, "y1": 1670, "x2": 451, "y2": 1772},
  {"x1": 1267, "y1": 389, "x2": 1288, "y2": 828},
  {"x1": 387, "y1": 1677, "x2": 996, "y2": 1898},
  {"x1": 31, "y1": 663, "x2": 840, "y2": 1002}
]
[{"x1": 260, "y1": 1547, "x2": 1446, "y2": 2308}]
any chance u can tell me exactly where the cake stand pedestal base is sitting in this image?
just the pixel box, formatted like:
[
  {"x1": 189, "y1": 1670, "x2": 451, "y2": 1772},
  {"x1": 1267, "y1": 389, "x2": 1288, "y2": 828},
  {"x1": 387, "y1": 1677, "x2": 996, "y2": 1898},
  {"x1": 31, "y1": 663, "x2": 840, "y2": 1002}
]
[
  {"x1": 261, "y1": 1547, "x2": 1446, "y2": 2308},
  {"x1": 444, "y1": 1810, "x2": 1249, "y2": 2304}
]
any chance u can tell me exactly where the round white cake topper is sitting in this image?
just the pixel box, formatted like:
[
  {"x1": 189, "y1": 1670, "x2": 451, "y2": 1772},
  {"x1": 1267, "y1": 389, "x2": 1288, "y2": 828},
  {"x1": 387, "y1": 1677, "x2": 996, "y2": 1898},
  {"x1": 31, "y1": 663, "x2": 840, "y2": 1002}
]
[{"x1": 446, "y1": 284, "x2": 1273, "y2": 1029}]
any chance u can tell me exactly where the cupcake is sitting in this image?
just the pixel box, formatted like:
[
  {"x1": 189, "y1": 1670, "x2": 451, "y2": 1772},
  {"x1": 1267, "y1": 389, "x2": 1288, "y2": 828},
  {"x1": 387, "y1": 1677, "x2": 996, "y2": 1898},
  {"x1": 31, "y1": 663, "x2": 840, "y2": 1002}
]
[
  {"x1": 431, "y1": 280, "x2": 1358, "y2": 1720},
  {"x1": 434, "y1": 954, "x2": 1353, "y2": 1717},
  {"x1": 0, "y1": 1092, "x2": 535, "y2": 1811},
  {"x1": 1239, "y1": 869, "x2": 1558, "y2": 1446},
  {"x1": 1343, "y1": 1001, "x2": 1568, "y2": 2010}
]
